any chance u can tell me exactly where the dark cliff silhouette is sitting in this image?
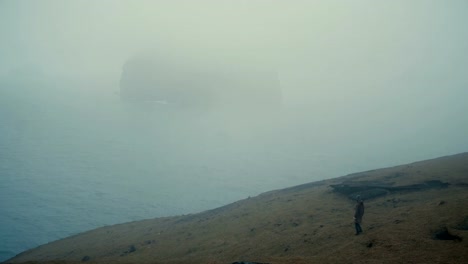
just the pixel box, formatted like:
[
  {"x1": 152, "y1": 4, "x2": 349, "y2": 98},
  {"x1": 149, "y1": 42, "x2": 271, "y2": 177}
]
[{"x1": 119, "y1": 57, "x2": 282, "y2": 111}]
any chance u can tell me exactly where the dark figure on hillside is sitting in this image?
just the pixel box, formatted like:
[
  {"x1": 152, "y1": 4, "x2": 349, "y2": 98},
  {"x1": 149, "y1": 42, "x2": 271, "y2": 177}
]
[{"x1": 354, "y1": 195, "x2": 364, "y2": 235}]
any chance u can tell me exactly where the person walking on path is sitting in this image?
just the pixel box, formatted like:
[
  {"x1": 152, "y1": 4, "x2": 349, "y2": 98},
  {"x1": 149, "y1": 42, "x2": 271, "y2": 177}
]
[{"x1": 354, "y1": 195, "x2": 365, "y2": 235}]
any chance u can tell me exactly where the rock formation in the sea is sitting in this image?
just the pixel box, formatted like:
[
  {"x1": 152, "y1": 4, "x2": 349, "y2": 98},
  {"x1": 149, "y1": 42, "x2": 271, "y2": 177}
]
[{"x1": 119, "y1": 56, "x2": 282, "y2": 111}]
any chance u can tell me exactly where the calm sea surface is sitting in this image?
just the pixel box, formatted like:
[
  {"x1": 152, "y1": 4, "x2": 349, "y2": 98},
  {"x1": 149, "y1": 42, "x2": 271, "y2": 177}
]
[
  {"x1": 0, "y1": 80, "x2": 337, "y2": 261},
  {"x1": 1, "y1": 79, "x2": 465, "y2": 261}
]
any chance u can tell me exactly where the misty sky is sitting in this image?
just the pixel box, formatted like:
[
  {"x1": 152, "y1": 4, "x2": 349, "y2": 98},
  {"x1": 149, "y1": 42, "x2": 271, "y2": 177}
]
[
  {"x1": 1, "y1": 0, "x2": 468, "y2": 164},
  {"x1": 2, "y1": 2, "x2": 468, "y2": 261}
]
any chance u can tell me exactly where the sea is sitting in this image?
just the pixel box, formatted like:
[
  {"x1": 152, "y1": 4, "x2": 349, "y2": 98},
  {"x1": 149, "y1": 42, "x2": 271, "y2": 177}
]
[{"x1": 0, "y1": 77, "x2": 466, "y2": 262}]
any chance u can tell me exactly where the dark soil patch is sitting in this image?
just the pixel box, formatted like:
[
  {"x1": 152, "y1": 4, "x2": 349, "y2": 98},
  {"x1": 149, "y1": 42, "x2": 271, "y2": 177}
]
[
  {"x1": 454, "y1": 217, "x2": 468, "y2": 230},
  {"x1": 331, "y1": 180, "x2": 450, "y2": 200},
  {"x1": 432, "y1": 227, "x2": 462, "y2": 241}
]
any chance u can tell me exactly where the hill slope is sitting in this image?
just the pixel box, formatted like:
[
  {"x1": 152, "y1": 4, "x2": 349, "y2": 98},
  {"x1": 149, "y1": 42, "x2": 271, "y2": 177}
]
[{"x1": 5, "y1": 153, "x2": 468, "y2": 264}]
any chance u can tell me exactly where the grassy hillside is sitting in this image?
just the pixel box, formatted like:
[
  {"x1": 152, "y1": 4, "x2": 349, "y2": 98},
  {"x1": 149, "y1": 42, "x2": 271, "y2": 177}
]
[{"x1": 5, "y1": 153, "x2": 468, "y2": 264}]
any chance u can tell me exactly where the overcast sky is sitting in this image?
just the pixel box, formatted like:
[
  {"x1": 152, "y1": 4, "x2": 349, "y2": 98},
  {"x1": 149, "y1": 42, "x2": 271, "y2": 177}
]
[
  {"x1": 1, "y1": 0, "x2": 467, "y2": 160},
  {"x1": 2, "y1": 2, "x2": 468, "y2": 260},
  {"x1": 2, "y1": 1, "x2": 467, "y2": 87}
]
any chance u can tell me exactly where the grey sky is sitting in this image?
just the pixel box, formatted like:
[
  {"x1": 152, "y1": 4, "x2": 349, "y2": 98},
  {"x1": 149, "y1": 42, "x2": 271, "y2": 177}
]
[
  {"x1": 2, "y1": 1, "x2": 467, "y2": 82},
  {"x1": 2, "y1": 2, "x2": 468, "y2": 261},
  {"x1": 1, "y1": 0, "x2": 467, "y2": 160}
]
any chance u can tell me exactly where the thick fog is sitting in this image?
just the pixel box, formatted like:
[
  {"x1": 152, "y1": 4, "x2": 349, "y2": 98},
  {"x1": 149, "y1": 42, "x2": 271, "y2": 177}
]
[{"x1": 1, "y1": 0, "x2": 468, "y2": 261}]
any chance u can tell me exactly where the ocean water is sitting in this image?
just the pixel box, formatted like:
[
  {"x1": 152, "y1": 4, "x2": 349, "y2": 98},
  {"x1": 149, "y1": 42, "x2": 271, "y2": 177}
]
[
  {"x1": 1, "y1": 78, "x2": 466, "y2": 262},
  {"x1": 0, "y1": 79, "x2": 341, "y2": 261}
]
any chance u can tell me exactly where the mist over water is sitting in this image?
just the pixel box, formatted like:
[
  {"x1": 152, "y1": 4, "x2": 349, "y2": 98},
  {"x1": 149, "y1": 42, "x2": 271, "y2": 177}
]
[
  {"x1": 1, "y1": 74, "x2": 466, "y2": 261},
  {"x1": 1, "y1": 0, "x2": 468, "y2": 261},
  {"x1": 0, "y1": 77, "x2": 328, "y2": 259}
]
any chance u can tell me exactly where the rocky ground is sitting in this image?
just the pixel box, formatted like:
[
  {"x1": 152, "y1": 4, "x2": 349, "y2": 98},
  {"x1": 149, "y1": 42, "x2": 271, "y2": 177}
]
[{"x1": 4, "y1": 153, "x2": 468, "y2": 264}]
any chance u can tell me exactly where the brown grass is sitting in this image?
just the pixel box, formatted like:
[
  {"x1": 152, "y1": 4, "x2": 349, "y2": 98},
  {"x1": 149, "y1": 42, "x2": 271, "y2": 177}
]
[{"x1": 5, "y1": 153, "x2": 468, "y2": 264}]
